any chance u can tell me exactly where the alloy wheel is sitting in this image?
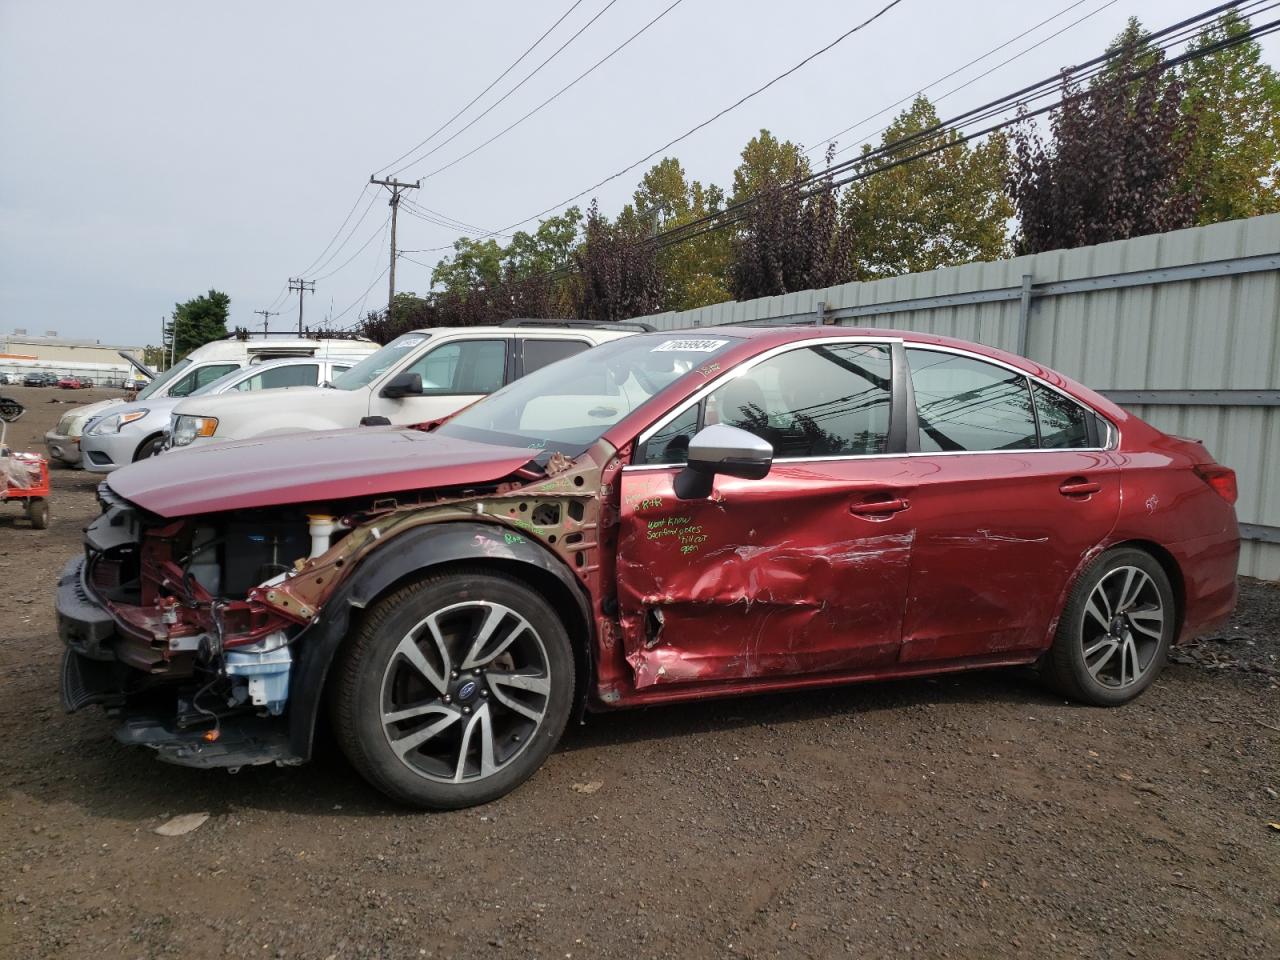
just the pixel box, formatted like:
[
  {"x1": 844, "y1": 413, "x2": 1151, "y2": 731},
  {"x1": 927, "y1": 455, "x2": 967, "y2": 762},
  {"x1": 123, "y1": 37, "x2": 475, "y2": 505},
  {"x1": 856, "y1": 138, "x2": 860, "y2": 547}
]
[
  {"x1": 1080, "y1": 565, "x2": 1165, "y2": 689},
  {"x1": 379, "y1": 600, "x2": 552, "y2": 783}
]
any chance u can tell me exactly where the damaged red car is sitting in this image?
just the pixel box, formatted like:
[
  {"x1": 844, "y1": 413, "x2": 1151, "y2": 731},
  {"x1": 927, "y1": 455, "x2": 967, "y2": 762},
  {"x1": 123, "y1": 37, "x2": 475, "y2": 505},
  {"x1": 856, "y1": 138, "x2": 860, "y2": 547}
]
[{"x1": 57, "y1": 327, "x2": 1240, "y2": 808}]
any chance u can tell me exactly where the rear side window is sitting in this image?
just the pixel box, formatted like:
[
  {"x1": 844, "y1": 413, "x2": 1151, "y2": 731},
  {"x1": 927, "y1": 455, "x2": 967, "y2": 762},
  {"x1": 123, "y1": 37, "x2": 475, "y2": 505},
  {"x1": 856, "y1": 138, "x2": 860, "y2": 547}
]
[
  {"x1": 407, "y1": 340, "x2": 507, "y2": 395},
  {"x1": 236, "y1": 364, "x2": 319, "y2": 391},
  {"x1": 522, "y1": 338, "x2": 589, "y2": 375},
  {"x1": 907, "y1": 349, "x2": 1036, "y2": 452}
]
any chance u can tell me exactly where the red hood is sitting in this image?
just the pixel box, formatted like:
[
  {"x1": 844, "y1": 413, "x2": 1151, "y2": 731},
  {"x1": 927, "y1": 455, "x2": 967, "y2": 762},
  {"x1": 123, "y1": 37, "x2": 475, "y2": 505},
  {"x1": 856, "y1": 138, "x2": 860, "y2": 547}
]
[{"x1": 107, "y1": 427, "x2": 538, "y2": 517}]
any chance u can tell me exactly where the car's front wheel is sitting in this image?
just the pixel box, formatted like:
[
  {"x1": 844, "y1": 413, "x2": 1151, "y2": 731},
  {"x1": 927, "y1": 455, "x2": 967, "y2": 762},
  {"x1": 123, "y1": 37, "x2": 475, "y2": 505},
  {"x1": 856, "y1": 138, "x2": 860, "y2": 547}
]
[
  {"x1": 1044, "y1": 548, "x2": 1175, "y2": 706},
  {"x1": 331, "y1": 568, "x2": 574, "y2": 809}
]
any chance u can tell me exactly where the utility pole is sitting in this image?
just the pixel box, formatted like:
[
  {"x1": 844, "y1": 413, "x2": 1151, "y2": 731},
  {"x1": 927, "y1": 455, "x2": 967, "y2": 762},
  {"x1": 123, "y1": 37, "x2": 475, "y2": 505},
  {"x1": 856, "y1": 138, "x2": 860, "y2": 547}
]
[
  {"x1": 253, "y1": 309, "x2": 280, "y2": 335},
  {"x1": 369, "y1": 175, "x2": 421, "y2": 319},
  {"x1": 288, "y1": 278, "x2": 315, "y2": 335}
]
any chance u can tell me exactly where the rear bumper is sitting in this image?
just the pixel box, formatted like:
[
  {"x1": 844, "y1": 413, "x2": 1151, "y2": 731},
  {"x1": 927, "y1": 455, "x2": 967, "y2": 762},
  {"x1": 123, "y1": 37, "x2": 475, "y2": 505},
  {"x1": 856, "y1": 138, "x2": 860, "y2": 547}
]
[{"x1": 1167, "y1": 525, "x2": 1240, "y2": 642}]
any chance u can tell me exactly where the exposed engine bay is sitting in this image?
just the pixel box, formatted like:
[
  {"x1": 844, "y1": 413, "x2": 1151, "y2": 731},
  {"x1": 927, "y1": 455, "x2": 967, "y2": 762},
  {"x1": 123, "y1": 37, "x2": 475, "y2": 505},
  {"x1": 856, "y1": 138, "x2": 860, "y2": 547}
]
[{"x1": 57, "y1": 445, "x2": 612, "y2": 771}]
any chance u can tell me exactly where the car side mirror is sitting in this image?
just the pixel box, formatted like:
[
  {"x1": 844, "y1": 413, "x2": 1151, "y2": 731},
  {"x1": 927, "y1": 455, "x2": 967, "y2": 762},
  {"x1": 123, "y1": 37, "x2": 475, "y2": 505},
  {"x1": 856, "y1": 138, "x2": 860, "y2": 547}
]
[
  {"x1": 673, "y1": 424, "x2": 773, "y2": 500},
  {"x1": 381, "y1": 372, "x2": 423, "y2": 399}
]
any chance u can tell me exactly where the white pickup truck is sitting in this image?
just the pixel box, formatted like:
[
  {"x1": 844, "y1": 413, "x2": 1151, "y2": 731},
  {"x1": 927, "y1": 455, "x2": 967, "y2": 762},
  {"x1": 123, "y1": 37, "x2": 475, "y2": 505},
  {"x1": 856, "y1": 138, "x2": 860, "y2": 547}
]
[{"x1": 165, "y1": 321, "x2": 647, "y2": 450}]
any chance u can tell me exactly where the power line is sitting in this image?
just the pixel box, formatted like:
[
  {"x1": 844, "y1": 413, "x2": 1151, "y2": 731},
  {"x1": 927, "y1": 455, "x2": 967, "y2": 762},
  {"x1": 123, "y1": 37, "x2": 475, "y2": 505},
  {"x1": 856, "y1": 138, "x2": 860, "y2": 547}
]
[
  {"x1": 434, "y1": 0, "x2": 1248, "y2": 255},
  {"x1": 378, "y1": 0, "x2": 590, "y2": 177},
  {"x1": 390, "y1": 0, "x2": 626, "y2": 178},
  {"x1": 467, "y1": 0, "x2": 906, "y2": 222},
  {"x1": 803, "y1": 0, "x2": 1102, "y2": 155},
  {"x1": 311, "y1": 214, "x2": 392, "y2": 282},
  {"x1": 415, "y1": 0, "x2": 687, "y2": 182},
  {"x1": 654, "y1": 12, "x2": 1280, "y2": 255},
  {"x1": 650, "y1": 1, "x2": 1264, "y2": 252},
  {"x1": 295, "y1": 185, "x2": 376, "y2": 278}
]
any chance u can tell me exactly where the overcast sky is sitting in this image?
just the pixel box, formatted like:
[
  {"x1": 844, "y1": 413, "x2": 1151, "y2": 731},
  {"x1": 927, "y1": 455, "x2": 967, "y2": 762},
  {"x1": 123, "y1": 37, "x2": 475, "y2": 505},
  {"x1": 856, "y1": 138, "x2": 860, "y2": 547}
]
[{"x1": 2, "y1": 0, "x2": 1275, "y2": 347}]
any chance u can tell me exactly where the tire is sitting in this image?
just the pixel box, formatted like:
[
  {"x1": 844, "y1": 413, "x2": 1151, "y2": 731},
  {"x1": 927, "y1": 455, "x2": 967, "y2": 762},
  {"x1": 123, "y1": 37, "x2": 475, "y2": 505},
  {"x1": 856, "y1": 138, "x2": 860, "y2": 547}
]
[
  {"x1": 330, "y1": 568, "x2": 574, "y2": 809},
  {"x1": 26, "y1": 497, "x2": 49, "y2": 530},
  {"x1": 134, "y1": 435, "x2": 164, "y2": 461},
  {"x1": 1043, "y1": 548, "x2": 1175, "y2": 706}
]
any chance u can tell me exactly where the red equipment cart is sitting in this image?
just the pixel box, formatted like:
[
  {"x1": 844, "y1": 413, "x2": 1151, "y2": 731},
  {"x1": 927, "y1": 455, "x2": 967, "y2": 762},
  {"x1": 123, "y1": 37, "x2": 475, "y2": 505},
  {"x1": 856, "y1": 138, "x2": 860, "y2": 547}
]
[{"x1": 1, "y1": 398, "x2": 50, "y2": 529}]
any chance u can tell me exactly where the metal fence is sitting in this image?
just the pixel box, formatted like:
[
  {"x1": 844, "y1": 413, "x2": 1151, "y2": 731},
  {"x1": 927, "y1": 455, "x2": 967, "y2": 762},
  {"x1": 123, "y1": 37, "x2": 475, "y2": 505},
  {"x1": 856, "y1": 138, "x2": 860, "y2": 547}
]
[{"x1": 632, "y1": 213, "x2": 1280, "y2": 580}]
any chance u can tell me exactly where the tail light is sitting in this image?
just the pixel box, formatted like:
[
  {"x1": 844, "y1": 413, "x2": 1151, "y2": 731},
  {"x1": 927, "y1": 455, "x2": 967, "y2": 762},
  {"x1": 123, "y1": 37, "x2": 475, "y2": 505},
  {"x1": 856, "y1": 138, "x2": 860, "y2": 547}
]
[{"x1": 1194, "y1": 464, "x2": 1237, "y2": 505}]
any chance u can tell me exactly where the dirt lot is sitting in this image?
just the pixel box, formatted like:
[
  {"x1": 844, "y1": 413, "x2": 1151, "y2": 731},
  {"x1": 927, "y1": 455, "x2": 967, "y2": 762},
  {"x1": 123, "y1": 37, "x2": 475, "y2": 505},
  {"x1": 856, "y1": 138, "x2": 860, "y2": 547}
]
[{"x1": 1, "y1": 386, "x2": 1277, "y2": 959}]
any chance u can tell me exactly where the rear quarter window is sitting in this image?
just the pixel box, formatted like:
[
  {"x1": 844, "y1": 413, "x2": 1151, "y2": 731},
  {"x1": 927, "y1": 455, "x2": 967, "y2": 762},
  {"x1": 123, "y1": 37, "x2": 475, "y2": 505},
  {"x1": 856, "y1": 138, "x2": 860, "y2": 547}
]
[{"x1": 522, "y1": 339, "x2": 590, "y2": 375}]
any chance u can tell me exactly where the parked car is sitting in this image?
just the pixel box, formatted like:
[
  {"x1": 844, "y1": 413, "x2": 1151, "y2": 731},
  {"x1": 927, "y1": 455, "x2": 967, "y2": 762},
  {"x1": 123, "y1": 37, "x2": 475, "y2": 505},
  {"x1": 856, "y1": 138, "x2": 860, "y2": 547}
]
[
  {"x1": 57, "y1": 376, "x2": 83, "y2": 389},
  {"x1": 165, "y1": 320, "x2": 647, "y2": 451},
  {"x1": 44, "y1": 334, "x2": 377, "y2": 467},
  {"x1": 57, "y1": 327, "x2": 1239, "y2": 809},
  {"x1": 0, "y1": 373, "x2": 17, "y2": 385},
  {"x1": 79, "y1": 357, "x2": 361, "y2": 472},
  {"x1": 23, "y1": 373, "x2": 47, "y2": 387}
]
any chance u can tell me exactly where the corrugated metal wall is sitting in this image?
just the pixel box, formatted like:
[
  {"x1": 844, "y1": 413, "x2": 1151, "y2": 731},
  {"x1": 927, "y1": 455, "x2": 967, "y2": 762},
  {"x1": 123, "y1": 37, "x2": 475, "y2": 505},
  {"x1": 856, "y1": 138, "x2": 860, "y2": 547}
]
[{"x1": 632, "y1": 214, "x2": 1280, "y2": 579}]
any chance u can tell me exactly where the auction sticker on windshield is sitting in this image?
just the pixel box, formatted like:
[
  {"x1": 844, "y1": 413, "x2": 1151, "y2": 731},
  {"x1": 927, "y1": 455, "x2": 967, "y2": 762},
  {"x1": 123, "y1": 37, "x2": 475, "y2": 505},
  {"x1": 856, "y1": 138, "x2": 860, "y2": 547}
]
[{"x1": 651, "y1": 339, "x2": 729, "y2": 352}]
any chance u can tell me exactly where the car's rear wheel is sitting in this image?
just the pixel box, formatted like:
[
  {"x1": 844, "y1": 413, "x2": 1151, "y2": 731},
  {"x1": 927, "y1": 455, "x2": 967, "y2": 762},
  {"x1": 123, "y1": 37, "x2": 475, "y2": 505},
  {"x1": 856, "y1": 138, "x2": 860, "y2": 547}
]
[
  {"x1": 1044, "y1": 548, "x2": 1174, "y2": 706},
  {"x1": 331, "y1": 568, "x2": 574, "y2": 809}
]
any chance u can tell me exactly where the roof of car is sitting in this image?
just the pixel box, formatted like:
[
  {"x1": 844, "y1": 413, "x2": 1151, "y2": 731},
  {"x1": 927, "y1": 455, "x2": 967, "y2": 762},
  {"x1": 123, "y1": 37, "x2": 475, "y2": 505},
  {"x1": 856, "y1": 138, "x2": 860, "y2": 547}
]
[{"x1": 402, "y1": 325, "x2": 635, "y2": 340}]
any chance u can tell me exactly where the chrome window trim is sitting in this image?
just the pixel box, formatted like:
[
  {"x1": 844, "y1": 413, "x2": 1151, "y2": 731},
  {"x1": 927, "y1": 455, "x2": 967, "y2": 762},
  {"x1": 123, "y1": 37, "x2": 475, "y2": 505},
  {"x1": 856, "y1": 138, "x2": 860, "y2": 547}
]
[{"x1": 630, "y1": 337, "x2": 1116, "y2": 469}]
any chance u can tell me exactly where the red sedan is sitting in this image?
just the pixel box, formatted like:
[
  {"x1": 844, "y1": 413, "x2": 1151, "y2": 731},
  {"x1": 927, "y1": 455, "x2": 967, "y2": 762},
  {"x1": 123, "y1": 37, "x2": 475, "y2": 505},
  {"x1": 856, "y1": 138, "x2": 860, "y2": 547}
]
[
  {"x1": 57, "y1": 376, "x2": 84, "y2": 389},
  {"x1": 58, "y1": 327, "x2": 1239, "y2": 808}
]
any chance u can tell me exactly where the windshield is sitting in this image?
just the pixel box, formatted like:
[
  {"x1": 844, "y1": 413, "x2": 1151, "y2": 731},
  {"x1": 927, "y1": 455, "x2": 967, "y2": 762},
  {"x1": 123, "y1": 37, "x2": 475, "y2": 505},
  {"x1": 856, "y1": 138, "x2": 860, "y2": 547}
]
[
  {"x1": 136, "y1": 358, "x2": 192, "y2": 400},
  {"x1": 436, "y1": 333, "x2": 740, "y2": 458},
  {"x1": 330, "y1": 332, "x2": 429, "y2": 390}
]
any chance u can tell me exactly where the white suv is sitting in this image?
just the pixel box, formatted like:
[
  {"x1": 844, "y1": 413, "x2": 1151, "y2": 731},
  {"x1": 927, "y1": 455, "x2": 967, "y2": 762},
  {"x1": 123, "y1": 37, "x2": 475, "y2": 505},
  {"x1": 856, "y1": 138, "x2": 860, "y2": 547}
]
[{"x1": 166, "y1": 321, "x2": 648, "y2": 450}]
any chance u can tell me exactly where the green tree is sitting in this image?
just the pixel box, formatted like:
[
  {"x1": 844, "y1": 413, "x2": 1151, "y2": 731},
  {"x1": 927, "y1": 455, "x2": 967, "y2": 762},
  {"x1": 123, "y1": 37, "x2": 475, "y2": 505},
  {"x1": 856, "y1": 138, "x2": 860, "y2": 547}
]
[
  {"x1": 842, "y1": 97, "x2": 1012, "y2": 277},
  {"x1": 431, "y1": 238, "x2": 503, "y2": 301},
  {"x1": 731, "y1": 130, "x2": 811, "y2": 205},
  {"x1": 502, "y1": 207, "x2": 583, "y2": 278},
  {"x1": 625, "y1": 158, "x2": 731, "y2": 310},
  {"x1": 167, "y1": 289, "x2": 230, "y2": 358},
  {"x1": 1179, "y1": 10, "x2": 1280, "y2": 223}
]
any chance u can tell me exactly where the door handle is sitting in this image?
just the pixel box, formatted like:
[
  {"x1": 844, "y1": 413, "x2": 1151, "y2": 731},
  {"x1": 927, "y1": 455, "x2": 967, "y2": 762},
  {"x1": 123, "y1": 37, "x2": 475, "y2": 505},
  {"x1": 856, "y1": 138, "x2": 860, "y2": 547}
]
[
  {"x1": 1059, "y1": 478, "x2": 1101, "y2": 497},
  {"x1": 850, "y1": 497, "x2": 910, "y2": 516}
]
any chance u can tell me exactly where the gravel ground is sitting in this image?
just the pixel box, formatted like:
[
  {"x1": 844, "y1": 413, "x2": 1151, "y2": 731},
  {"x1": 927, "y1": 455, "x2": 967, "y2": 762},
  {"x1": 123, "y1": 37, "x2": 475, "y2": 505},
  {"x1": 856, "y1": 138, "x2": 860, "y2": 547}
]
[{"x1": 1, "y1": 386, "x2": 1278, "y2": 959}]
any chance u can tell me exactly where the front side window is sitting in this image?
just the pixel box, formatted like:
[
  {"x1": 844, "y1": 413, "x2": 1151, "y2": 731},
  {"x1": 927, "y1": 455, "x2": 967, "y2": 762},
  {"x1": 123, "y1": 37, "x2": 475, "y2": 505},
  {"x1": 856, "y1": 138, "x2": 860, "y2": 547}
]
[
  {"x1": 908, "y1": 349, "x2": 1037, "y2": 452},
  {"x1": 639, "y1": 343, "x2": 893, "y2": 464},
  {"x1": 407, "y1": 340, "x2": 506, "y2": 395},
  {"x1": 235, "y1": 364, "x2": 319, "y2": 391},
  {"x1": 713, "y1": 343, "x2": 893, "y2": 459}
]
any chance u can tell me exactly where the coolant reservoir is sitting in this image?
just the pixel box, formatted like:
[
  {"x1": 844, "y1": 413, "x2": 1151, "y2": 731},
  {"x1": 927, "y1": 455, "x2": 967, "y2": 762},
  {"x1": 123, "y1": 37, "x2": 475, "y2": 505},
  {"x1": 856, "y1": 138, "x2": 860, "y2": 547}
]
[{"x1": 307, "y1": 514, "x2": 336, "y2": 558}]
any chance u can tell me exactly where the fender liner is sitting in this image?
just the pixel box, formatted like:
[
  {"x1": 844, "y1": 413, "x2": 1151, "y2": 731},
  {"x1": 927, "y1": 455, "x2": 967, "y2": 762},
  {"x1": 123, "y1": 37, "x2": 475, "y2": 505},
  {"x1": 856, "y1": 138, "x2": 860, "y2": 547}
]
[{"x1": 286, "y1": 521, "x2": 593, "y2": 760}]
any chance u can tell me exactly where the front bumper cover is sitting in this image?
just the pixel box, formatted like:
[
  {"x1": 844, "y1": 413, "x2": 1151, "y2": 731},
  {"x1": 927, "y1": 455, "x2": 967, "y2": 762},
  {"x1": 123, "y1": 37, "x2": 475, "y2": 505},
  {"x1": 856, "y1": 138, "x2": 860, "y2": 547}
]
[{"x1": 43, "y1": 431, "x2": 81, "y2": 466}]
